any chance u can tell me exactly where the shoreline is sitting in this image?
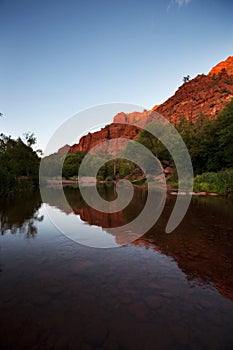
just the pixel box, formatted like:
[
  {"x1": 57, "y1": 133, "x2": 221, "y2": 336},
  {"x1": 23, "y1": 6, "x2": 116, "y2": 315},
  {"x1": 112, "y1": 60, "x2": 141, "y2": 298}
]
[{"x1": 45, "y1": 179, "x2": 221, "y2": 196}]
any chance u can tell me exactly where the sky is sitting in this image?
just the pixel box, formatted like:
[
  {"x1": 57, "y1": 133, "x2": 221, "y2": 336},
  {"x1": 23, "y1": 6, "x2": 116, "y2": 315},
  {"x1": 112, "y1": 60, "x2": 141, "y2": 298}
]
[{"x1": 1, "y1": 0, "x2": 233, "y2": 153}]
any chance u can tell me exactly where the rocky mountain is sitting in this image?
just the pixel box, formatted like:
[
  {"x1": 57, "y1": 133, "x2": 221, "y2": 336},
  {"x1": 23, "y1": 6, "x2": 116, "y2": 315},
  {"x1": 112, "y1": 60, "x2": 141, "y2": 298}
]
[
  {"x1": 58, "y1": 144, "x2": 71, "y2": 154},
  {"x1": 208, "y1": 56, "x2": 233, "y2": 76},
  {"x1": 68, "y1": 123, "x2": 141, "y2": 155},
  {"x1": 59, "y1": 56, "x2": 233, "y2": 154},
  {"x1": 155, "y1": 66, "x2": 233, "y2": 124}
]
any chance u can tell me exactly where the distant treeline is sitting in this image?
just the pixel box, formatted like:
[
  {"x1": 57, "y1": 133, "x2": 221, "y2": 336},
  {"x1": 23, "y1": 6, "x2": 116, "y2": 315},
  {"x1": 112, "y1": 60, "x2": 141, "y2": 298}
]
[
  {"x1": 41, "y1": 151, "x2": 141, "y2": 181},
  {"x1": 0, "y1": 133, "x2": 40, "y2": 196}
]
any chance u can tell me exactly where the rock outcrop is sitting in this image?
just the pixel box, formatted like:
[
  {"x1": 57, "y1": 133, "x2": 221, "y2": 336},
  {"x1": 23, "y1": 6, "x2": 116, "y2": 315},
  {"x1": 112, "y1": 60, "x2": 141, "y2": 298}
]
[
  {"x1": 208, "y1": 56, "x2": 233, "y2": 76},
  {"x1": 155, "y1": 69, "x2": 233, "y2": 123},
  {"x1": 69, "y1": 123, "x2": 141, "y2": 154},
  {"x1": 113, "y1": 110, "x2": 152, "y2": 128},
  {"x1": 58, "y1": 56, "x2": 233, "y2": 155},
  {"x1": 58, "y1": 144, "x2": 71, "y2": 153}
]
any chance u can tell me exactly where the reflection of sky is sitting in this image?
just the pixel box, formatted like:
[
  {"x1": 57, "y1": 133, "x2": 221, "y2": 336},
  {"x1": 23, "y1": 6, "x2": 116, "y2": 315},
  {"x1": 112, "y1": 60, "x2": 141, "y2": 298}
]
[
  {"x1": 44, "y1": 204, "x2": 120, "y2": 248},
  {"x1": 0, "y1": 203, "x2": 119, "y2": 249},
  {"x1": 1, "y1": 195, "x2": 233, "y2": 310}
]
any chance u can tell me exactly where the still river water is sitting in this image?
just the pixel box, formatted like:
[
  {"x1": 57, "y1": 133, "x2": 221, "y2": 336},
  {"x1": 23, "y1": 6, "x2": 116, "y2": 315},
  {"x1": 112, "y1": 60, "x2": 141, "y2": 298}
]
[{"x1": 0, "y1": 185, "x2": 233, "y2": 350}]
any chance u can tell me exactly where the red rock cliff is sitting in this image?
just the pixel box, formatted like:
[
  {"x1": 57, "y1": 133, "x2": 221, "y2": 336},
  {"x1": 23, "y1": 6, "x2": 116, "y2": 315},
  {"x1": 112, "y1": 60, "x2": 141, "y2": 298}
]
[
  {"x1": 60, "y1": 56, "x2": 233, "y2": 154},
  {"x1": 69, "y1": 123, "x2": 141, "y2": 154},
  {"x1": 208, "y1": 56, "x2": 233, "y2": 76},
  {"x1": 155, "y1": 69, "x2": 233, "y2": 123}
]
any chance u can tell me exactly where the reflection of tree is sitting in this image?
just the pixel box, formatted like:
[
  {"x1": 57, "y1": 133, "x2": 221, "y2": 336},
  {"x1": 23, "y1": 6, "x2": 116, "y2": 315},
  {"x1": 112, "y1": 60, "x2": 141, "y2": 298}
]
[
  {"x1": 0, "y1": 191, "x2": 43, "y2": 237},
  {"x1": 43, "y1": 184, "x2": 145, "y2": 223},
  {"x1": 44, "y1": 185, "x2": 233, "y2": 302}
]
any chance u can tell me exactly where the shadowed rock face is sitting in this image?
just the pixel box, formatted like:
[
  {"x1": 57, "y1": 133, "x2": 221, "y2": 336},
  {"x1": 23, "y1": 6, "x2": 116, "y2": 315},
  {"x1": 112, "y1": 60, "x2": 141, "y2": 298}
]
[
  {"x1": 59, "y1": 57, "x2": 233, "y2": 155},
  {"x1": 58, "y1": 144, "x2": 70, "y2": 154}
]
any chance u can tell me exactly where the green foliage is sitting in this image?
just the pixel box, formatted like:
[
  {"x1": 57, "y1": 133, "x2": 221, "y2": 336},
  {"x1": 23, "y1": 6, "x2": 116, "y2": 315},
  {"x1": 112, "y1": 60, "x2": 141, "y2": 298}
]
[
  {"x1": 190, "y1": 99, "x2": 233, "y2": 173},
  {"x1": 136, "y1": 129, "x2": 157, "y2": 155},
  {"x1": 0, "y1": 133, "x2": 40, "y2": 196},
  {"x1": 97, "y1": 158, "x2": 138, "y2": 181},
  {"x1": 62, "y1": 152, "x2": 86, "y2": 179},
  {"x1": 40, "y1": 153, "x2": 64, "y2": 178},
  {"x1": 137, "y1": 122, "x2": 171, "y2": 162},
  {"x1": 118, "y1": 161, "x2": 132, "y2": 178},
  {"x1": 39, "y1": 98, "x2": 233, "y2": 193},
  {"x1": 23, "y1": 132, "x2": 36, "y2": 147},
  {"x1": 0, "y1": 167, "x2": 17, "y2": 196},
  {"x1": 40, "y1": 151, "x2": 87, "y2": 179},
  {"x1": 183, "y1": 75, "x2": 190, "y2": 83},
  {"x1": 137, "y1": 99, "x2": 233, "y2": 177},
  {"x1": 105, "y1": 175, "x2": 113, "y2": 182},
  {"x1": 193, "y1": 169, "x2": 233, "y2": 194}
]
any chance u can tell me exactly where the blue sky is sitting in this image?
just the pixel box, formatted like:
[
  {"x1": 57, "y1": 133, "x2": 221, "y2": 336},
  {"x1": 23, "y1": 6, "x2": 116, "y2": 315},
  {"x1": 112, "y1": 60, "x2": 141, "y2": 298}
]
[{"x1": 1, "y1": 0, "x2": 233, "y2": 152}]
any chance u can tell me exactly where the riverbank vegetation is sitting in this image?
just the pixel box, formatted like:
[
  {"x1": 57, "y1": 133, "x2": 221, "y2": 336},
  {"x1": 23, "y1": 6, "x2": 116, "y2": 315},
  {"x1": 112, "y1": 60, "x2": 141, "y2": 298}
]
[
  {"x1": 37, "y1": 98, "x2": 233, "y2": 194},
  {"x1": 138, "y1": 99, "x2": 233, "y2": 193},
  {"x1": 0, "y1": 133, "x2": 40, "y2": 197},
  {"x1": 193, "y1": 169, "x2": 233, "y2": 194}
]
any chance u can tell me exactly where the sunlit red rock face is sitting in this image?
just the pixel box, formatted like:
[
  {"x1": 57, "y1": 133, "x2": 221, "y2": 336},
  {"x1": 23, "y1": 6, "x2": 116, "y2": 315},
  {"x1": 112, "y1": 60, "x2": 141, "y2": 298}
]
[
  {"x1": 208, "y1": 56, "x2": 233, "y2": 76},
  {"x1": 66, "y1": 110, "x2": 162, "y2": 155},
  {"x1": 69, "y1": 123, "x2": 141, "y2": 155},
  {"x1": 113, "y1": 110, "x2": 152, "y2": 127},
  {"x1": 113, "y1": 56, "x2": 233, "y2": 125},
  {"x1": 61, "y1": 56, "x2": 233, "y2": 154},
  {"x1": 156, "y1": 69, "x2": 233, "y2": 123}
]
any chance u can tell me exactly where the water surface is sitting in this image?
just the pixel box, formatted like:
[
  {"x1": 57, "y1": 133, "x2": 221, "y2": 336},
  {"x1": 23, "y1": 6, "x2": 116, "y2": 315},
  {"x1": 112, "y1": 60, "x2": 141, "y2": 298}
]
[{"x1": 0, "y1": 186, "x2": 233, "y2": 350}]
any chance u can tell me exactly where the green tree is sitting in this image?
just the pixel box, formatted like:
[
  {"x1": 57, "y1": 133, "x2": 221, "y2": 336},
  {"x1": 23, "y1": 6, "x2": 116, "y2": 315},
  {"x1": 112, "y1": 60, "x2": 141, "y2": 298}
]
[
  {"x1": 62, "y1": 152, "x2": 86, "y2": 179},
  {"x1": 0, "y1": 133, "x2": 40, "y2": 196}
]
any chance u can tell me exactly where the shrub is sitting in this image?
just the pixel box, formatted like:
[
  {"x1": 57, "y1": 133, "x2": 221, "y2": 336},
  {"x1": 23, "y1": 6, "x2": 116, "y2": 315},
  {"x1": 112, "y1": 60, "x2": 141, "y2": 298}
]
[{"x1": 193, "y1": 169, "x2": 233, "y2": 194}]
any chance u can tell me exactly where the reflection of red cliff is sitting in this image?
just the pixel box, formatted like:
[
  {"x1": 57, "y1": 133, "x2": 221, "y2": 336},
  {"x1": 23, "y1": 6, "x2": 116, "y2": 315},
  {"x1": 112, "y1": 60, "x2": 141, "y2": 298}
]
[
  {"x1": 73, "y1": 206, "x2": 135, "y2": 246},
  {"x1": 134, "y1": 237, "x2": 233, "y2": 303},
  {"x1": 73, "y1": 198, "x2": 233, "y2": 304},
  {"x1": 72, "y1": 186, "x2": 147, "y2": 245},
  {"x1": 73, "y1": 207, "x2": 127, "y2": 228},
  {"x1": 44, "y1": 186, "x2": 233, "y2": 303},
  {"x1": 132, "y1": 196, "x2": 233, "y2": 303}
]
